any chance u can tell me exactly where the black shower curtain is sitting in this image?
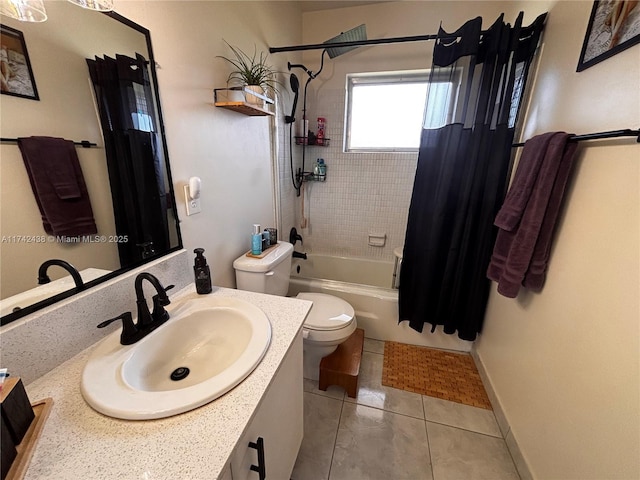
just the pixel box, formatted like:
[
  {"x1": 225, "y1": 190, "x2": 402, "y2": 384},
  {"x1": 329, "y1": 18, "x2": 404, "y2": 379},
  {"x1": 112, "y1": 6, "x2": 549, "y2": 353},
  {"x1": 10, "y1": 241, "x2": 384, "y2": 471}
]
[
  {"x1": 87, "y1": 53, "x2": 170, "y2": 266},
  {"x1": 399, "y1": 12, "x2": 546, "y2": 341}
]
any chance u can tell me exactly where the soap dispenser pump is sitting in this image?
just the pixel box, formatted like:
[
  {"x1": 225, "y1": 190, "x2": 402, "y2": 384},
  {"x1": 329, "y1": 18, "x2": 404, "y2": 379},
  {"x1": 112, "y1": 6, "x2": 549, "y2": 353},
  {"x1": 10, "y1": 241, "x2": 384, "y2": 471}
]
[{"x1": 193, "y1": 248, "x2": 212, "y2": 294}]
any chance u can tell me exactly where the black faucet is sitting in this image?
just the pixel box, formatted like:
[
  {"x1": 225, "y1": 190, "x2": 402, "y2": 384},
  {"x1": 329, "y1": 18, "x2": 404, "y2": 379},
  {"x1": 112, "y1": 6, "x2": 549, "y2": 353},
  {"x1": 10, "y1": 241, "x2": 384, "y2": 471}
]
[
  {"x1": 134, "y1": 272, "x2": 174, "y2": 329},
  {"x1": 289, "y1": 227, "x2": 303, "y2": 246},
  {"x1": 97, "y1": 273, "x2": 174, "y2": 345},
  {"x1": 289, "y1": 228, "x2": 307, "y2": 259},
  {"x1": 37, "y1": 259, "x2": 84, "y2": 291},
  {"x1": 97, "y1": 312, "x2": 139, "y2": 345}
]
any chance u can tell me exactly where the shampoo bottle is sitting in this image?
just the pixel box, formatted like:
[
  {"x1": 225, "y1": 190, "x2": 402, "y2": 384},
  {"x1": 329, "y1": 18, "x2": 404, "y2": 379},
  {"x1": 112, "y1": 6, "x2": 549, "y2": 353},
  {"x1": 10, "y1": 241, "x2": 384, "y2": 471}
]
[
  {"x1": 193, "y1": 248, "x2": 212, "y2": 294},
  {"x1": 317, "y1": 158, "x2": 326, "y2": 181},
  {"x1": 313, "y1": 159, "x2": 321, "y2": 180},
  {"x1": 251, "y1": 224, "x2": 262, "y2": 255},
  {"x1": 316, "y1": 117, "x2": 326, "y2": 145}
]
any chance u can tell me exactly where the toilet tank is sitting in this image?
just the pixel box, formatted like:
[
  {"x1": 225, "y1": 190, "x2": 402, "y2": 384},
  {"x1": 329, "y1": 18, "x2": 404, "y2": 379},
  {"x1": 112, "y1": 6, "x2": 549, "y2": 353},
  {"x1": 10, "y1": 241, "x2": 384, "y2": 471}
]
[{"x1": 233, "y1": 241, "x2": 294, "y2": 296}]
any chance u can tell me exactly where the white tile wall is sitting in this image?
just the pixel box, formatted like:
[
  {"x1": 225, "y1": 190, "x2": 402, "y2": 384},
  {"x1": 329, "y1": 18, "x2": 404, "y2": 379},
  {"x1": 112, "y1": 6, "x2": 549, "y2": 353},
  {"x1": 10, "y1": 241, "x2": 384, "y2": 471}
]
[{"x1": 277, "y1": 87, "x2": 418, "y2": 261}]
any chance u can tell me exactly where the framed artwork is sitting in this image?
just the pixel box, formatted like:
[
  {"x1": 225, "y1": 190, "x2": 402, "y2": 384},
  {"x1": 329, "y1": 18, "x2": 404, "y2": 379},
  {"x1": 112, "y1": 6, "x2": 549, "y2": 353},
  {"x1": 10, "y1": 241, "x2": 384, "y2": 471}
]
[
  {"x1": 1, "y1": 24, "x2": 39, "y2": 100},
  {"x1": 577, "y1": 0, "x2": 640, "y2": 71}
]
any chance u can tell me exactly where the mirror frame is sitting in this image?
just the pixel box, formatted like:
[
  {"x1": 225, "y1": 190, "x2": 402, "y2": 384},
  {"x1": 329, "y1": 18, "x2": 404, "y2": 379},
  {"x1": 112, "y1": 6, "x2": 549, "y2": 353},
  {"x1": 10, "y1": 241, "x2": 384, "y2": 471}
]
[{"x1": 0, "y1": 11, "x2": 182, "y2": 327}]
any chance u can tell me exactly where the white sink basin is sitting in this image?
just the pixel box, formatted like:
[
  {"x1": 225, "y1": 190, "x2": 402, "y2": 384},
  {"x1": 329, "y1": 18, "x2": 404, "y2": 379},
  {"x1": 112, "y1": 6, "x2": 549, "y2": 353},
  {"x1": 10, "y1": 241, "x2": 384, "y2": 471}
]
[{"x1": 81, "y1": 294, "x2": 271, "y2": 420}]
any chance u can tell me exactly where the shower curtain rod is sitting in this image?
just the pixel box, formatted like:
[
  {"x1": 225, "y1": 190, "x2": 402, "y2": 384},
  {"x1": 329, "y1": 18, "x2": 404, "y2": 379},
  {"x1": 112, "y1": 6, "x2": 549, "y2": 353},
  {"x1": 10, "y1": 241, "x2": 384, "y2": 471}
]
[
  {"x1": 269, "y1": 32, "x2": 482, "y2": 54},
  {"x1": 271, "y1": 12, "x2": 550, "y2": 54},
  {"x1": 1, "y1": 138, "x2": 97, "y2": 148},
  {"x1": 512, "y1": 128, "x2": 640, "y2": 148}
]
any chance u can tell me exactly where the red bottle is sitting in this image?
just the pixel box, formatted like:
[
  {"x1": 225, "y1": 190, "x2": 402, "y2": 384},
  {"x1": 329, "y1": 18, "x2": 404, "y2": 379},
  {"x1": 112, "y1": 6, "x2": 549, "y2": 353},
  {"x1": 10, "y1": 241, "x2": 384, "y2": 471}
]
[{"x1": 316, "y1": 117, "x2": 326, "y2": 146}]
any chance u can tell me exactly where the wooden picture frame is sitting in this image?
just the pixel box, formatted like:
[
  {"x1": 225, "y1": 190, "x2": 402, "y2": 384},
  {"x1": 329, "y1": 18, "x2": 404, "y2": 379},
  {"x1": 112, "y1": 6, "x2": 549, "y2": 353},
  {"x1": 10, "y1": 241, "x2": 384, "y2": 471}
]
[
  {"x1": 1, "y1": 24, "x2": 39, "y2": 100},
  {"x1": 577, "y1": 1, "x2": 640, "y2": 71}
]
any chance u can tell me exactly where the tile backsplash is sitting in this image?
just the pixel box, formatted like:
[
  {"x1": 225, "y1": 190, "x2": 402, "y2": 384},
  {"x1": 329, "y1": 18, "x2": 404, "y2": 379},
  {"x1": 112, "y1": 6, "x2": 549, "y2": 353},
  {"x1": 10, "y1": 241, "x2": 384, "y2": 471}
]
[{"x1": 277, "y1": 87, "x2": 418, "y2": 260}]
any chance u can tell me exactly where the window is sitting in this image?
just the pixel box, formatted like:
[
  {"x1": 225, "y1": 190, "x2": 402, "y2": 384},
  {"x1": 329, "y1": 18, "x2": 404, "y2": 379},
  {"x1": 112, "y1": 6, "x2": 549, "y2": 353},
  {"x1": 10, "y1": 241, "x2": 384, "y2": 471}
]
[
  {"x1": 345, "y1": 70, "x2": 457, "y2": 152},
  {"x1": 131, "y1": 83, "x2": 154, "y2": 132}
]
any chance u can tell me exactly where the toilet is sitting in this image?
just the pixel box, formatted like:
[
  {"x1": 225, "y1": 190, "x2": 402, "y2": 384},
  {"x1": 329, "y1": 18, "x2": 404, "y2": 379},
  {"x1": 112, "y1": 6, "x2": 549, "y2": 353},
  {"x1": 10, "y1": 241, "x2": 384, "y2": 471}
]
[{"x1": 233, "y1": 241, "x2": 356, "y2": 380}]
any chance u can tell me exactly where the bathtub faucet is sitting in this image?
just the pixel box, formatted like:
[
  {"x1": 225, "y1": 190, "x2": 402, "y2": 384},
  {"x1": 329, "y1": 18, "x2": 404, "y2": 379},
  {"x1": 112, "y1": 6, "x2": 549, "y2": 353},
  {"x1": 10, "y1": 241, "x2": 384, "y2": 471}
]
[
  {"x1": 293, "y1": 251, "x2": 307, "y2": 260},
  {"x1": 289, "y1": 227, "x2": 303, "y2": 246}
]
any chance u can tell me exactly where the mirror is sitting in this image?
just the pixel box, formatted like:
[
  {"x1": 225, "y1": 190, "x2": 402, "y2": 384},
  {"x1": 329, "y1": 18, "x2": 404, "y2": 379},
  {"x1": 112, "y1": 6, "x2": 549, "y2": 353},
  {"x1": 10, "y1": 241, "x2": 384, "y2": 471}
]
[{"x1": 0, "y1": 4, "x2": 181, "y2": 325}]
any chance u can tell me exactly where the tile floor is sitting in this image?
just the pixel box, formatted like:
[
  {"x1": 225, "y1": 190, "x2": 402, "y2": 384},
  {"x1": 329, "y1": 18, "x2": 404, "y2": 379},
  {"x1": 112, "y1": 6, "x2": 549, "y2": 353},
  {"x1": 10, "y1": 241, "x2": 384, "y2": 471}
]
[{"x1": 291, "y1": 338, "x2": 521, "y2": 480}]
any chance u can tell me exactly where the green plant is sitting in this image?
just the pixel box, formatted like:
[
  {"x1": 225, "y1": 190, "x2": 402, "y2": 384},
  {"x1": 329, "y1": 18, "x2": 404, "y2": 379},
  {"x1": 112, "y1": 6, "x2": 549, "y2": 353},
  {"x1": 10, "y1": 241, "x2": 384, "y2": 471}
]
[{"x1": 217, "y1": 41, "x2": 281, "y2": 96}]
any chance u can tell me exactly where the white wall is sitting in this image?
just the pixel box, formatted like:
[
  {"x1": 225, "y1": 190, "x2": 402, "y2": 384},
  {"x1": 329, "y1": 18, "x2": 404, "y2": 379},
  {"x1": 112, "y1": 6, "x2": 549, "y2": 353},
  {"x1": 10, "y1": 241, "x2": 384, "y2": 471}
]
[
  {"x1": 475, "y1": 2, "x2": 640, "y2": 479},
  {"x1": 113, "y1": 0, "x2": 302, "y2": 287}
]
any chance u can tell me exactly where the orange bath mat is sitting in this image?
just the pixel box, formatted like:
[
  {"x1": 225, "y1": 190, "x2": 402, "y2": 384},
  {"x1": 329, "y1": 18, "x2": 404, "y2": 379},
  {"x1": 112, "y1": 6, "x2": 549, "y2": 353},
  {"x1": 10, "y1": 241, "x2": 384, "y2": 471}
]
[{"x1": 381, "y1": 341, "x2": 492, "y2": 410}]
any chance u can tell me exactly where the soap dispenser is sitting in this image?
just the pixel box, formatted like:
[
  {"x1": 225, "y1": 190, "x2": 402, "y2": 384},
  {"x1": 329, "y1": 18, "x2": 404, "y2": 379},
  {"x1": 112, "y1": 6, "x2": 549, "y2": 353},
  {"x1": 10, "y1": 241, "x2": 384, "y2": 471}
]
[{"x1": 193, "y1": 248, "x2": 212, "y2": 294}]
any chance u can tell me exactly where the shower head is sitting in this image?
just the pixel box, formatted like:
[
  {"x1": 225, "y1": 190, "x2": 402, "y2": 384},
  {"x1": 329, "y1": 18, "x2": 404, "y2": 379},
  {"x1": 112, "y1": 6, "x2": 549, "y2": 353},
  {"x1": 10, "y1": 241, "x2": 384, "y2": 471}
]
[
  {"x1": 285, "y1": 73, "x2": 299, "y2": 124},
  {"x1": 285, "y1": 25, "x2": 367, "y2": 125},
  {"x1": 323, "y1": 24, "x2": 367, "y2": 59}
]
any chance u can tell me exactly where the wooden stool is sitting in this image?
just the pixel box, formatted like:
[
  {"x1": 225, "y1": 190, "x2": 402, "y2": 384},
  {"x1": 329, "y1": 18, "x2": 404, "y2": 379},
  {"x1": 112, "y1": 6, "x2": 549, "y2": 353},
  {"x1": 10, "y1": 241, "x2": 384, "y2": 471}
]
[{"x1": 318, "y1": 328, "x2": 364, "y2": 398}]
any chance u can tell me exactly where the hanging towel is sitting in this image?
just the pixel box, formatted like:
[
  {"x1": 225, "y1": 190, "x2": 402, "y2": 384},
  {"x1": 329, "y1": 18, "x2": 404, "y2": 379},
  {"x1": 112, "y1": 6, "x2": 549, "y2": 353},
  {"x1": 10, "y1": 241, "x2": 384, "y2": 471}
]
[
  {"x1": 18, "y1": 136, "x2": 98, "y2": 237},
  {"x1": 493, "y1": 132, "x2": 558, "y2": 231},
  {"x1": 487, "y1": 132, "x2": 578, "y2": 297}
]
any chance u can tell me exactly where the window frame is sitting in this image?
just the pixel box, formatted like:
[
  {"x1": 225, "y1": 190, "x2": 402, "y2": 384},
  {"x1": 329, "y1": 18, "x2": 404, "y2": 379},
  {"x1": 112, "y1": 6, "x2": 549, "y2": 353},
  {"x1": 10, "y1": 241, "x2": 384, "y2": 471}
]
[{"x1": 344, "y1": 69, "x2": 459, "y2": 153}]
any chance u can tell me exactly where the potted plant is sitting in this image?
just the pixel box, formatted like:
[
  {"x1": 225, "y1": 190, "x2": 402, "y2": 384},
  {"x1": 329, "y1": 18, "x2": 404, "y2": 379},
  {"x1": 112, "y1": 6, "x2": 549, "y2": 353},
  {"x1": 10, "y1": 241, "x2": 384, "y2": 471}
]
[{"x1": 217, "y1": 41, "x2": 281, "y2": 106}]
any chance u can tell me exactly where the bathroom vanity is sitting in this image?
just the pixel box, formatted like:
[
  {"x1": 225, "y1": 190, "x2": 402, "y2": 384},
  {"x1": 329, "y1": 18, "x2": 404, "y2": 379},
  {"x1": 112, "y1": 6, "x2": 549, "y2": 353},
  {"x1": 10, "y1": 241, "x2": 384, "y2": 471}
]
[{"x1": 18, "y1": 285, "x2": 311, "y2": 479}]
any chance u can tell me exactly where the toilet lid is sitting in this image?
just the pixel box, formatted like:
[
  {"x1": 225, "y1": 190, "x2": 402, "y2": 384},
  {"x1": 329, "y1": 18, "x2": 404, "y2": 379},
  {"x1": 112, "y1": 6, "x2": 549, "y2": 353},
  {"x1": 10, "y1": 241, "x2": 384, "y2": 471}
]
[{"x1": 296, "y1": 293, "x2": 355, "y2": 331}]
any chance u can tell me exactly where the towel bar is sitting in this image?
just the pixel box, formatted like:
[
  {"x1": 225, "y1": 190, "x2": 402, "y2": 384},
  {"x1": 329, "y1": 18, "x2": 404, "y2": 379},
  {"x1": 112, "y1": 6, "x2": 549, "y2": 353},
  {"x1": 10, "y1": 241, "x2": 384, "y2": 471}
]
[
  {"x1": 1, "y1": 138, "x2": 97, "y2": 148},
  {"x1": 512, "y1": 128, "x2": 640, "y2": 148}
]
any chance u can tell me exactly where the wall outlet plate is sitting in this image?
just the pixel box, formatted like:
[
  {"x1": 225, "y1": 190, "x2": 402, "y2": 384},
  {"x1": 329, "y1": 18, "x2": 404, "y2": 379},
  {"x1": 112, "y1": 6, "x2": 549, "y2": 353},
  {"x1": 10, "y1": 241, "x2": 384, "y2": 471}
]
[{"x1": 183, "y1": 185, "x2": 201, "y2": 216}]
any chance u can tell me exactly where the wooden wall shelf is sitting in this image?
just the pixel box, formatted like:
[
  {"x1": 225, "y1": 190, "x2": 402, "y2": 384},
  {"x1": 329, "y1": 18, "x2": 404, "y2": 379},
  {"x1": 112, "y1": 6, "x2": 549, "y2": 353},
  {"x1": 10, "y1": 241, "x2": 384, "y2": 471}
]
[
  {"x1": 213, "y1": 88, "x2": 275, "y2": 117},
  {"x1": 214, "y1": 101, "x2": 274, "y2": 117}
]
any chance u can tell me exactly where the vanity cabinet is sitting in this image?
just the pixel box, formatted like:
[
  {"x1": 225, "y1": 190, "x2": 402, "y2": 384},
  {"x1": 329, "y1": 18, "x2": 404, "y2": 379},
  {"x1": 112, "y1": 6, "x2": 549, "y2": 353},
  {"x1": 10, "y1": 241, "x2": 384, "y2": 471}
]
[{"x1": 230, "y1": 332, "x2": 303, "y2": 480}]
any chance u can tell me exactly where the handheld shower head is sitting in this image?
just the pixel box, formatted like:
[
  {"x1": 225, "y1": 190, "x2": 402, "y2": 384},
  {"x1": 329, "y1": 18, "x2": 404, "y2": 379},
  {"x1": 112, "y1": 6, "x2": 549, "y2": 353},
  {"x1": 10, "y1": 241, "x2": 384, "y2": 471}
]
[
  {"x1": 285, "y1": 73, "x2": 299, "y2": 124},
  {"x1": 290, "y1": 72, "x2": 300, "y2": 93},
  {"x1": 288, "y1": 61, "x2": 315, "y2": 79}
]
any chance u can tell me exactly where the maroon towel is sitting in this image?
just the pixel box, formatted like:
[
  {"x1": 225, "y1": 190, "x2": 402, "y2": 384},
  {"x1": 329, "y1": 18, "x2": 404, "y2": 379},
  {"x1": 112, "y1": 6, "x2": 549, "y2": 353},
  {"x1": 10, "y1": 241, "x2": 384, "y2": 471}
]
[
  {"x1": 487, "y1": 132, "x2": 578, "y2": 297},
  {"x1": 494, "y1": 132, "x2": 557, "y2": 231},
  {"x1": 18, "y1": 136, "x2": 98, "y2": 237}
]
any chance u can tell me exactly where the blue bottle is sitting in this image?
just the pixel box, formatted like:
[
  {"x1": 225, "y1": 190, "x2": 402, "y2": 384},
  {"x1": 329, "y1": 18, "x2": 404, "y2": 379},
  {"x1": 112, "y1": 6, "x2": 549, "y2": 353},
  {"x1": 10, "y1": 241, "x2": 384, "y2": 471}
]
[
  {"x1": 317, "y1": 158, "x2": 326, "y2": 182},
  {"x1": 251, "y1": 224, "x2": 262, "y2": 255}
]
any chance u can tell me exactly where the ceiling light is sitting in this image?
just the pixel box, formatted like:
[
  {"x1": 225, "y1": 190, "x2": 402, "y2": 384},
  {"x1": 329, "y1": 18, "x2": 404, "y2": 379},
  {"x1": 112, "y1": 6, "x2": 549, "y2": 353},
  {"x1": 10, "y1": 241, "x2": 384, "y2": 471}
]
[
  {"x1": 0, "y1": 0, "x2": 47, "y2": 22},
  {"x1": 66, "y1": 0, "x2": 113, "y2": 12}
]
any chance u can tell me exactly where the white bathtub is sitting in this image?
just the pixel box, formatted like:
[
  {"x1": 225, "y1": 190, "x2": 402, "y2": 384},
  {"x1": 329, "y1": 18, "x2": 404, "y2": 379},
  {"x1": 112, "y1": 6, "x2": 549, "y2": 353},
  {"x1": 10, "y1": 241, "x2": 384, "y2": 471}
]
[{"x1": 289, "y1": 254, "x2": 472, "y2": 352}]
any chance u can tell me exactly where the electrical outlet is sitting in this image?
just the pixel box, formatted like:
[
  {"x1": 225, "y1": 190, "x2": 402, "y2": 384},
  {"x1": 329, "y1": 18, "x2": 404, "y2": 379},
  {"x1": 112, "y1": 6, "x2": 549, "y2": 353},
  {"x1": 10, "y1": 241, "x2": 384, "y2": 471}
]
[{"x1": 184, "y1": 185, "x2": 202, "y2": 216}]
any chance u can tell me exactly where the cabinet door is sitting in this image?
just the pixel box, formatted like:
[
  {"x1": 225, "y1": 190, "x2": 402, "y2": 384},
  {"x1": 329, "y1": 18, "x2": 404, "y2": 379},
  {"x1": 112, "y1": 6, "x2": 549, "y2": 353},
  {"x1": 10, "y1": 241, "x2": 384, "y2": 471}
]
[
  {"x1": 219, "y1": 464, "x2": 233, "y2": 480},
  {"x1": 231, "y1": 332, "x2": 303, "y2": 480}
]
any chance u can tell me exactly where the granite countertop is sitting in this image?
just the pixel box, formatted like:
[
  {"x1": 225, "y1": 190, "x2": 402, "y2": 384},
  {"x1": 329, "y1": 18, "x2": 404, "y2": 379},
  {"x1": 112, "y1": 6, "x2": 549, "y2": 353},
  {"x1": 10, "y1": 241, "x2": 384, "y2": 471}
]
[{"x1": 23, "y1": 286, "x2": 311, "y2": 480}]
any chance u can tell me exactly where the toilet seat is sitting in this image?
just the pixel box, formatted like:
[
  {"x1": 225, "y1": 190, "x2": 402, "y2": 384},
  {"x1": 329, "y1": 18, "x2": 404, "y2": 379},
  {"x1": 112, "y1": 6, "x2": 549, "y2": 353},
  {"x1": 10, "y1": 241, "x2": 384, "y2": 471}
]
[{"x1": 296, "y1": 292, "x2": 355, "y2": 331}]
